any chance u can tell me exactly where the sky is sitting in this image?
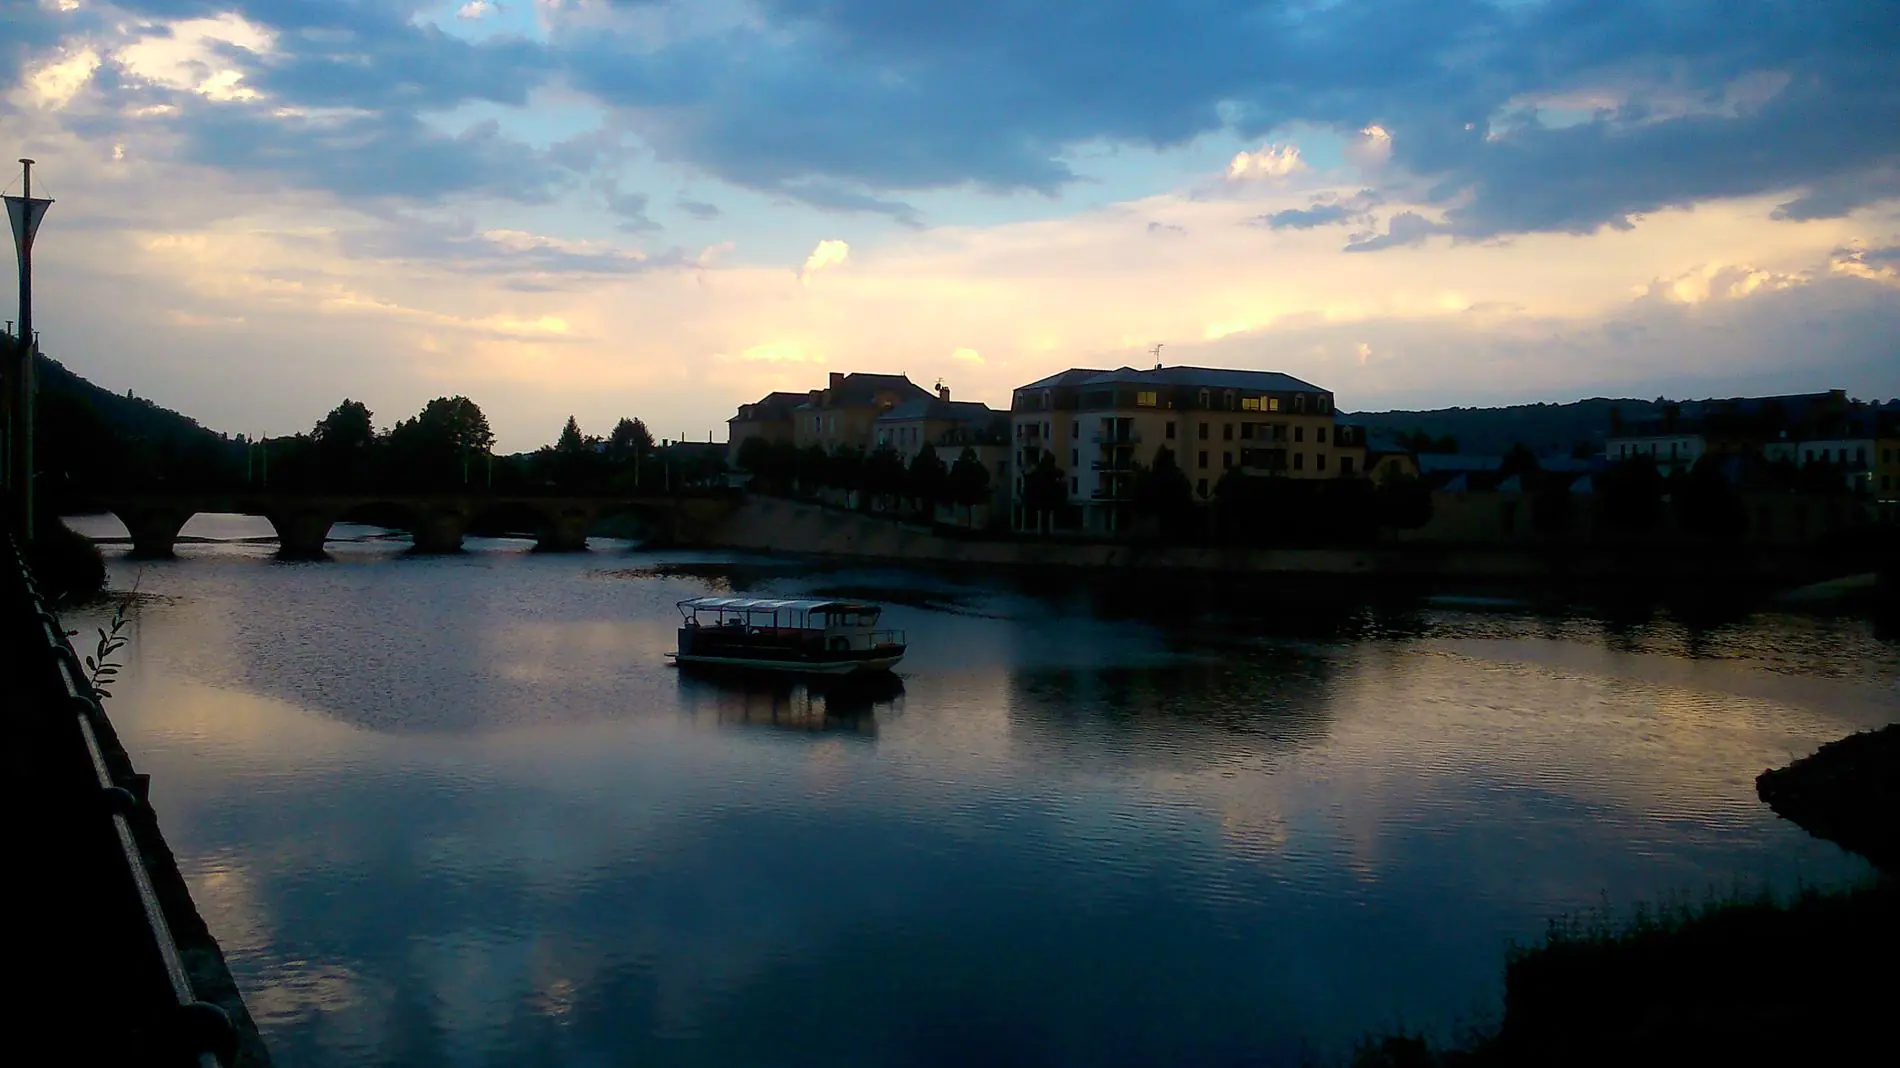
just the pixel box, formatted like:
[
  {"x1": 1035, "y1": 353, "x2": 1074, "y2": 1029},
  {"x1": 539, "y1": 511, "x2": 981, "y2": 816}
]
[{"x1": 2, "y1": 0, "x2": 1898, "y2": 452}]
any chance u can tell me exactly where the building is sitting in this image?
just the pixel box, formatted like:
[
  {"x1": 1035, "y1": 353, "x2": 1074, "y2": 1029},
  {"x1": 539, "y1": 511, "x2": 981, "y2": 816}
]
[
  {"x1": 1878, "y1": 409, "x2": 1900, "y2": 512},
  {"x1": 1606, "y1": 423, "x2": 1705, "y2": 476},
  {"x1": 875, "y1": 384, "x2": 1014, "y2": 522},
  {"x1": 725, "y1": 391, "x2": 806, "y2": 469},
  {"x1": 1010, "y1": 365, "x2": 1339, "y2": 532},
  {"x1": 793, "y1": 372, "x2": 936, "y2": 453}
]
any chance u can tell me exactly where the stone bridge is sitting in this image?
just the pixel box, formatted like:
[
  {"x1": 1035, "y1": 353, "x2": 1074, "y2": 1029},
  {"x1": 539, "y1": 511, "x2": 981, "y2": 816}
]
[{"x1": 93, "y1": 492, "x2": 740, "y2": 558}]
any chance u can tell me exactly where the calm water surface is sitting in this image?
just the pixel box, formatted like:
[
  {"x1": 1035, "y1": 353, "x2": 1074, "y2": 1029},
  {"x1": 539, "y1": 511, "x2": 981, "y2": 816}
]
[{"x1": 64, "y1": 515, "x2": 1898, "y2": 1067}]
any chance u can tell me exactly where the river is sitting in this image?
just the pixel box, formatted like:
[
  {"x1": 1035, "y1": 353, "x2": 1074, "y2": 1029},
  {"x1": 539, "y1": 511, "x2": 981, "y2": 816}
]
[{"x1": 61, "y1": 514, "x2": 1898, "y2": 1068}]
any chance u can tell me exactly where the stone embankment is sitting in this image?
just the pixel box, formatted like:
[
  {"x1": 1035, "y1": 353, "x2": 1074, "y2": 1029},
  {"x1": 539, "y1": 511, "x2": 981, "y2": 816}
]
[
  {"x1": 700, "y1": 496, "x2": 1855, "y2": 583},
  {"x1": 3, "y1": 530, "x2": 271, "y2": 1067}
]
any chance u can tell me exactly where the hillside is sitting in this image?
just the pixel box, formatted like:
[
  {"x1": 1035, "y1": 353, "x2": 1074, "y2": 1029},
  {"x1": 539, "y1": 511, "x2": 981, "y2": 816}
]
[
  {"x1": 3, "y1": 335, "x2": 244, "y2": 499},
  {"x1": 1345, "y1": 398, "x2": 1661, "y2": 457}
]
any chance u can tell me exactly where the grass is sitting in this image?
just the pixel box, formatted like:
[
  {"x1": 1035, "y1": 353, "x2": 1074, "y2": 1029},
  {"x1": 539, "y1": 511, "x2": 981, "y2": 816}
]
[{"x1": 1348, "y1": 877, "x2": 1898, "y2": 1067}]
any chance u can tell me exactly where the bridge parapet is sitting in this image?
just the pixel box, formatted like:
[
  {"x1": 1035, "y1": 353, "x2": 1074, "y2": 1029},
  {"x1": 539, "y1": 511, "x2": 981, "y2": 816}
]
[{"x1": 84, "y1": 493, "x2": 739, "y2": 558}]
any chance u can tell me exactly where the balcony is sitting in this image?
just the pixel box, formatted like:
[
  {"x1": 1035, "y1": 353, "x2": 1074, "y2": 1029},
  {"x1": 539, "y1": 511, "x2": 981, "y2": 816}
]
[
  {"x1": 1091, "y1": 451, "x2": 1139, "y2": 472},
  {"x1": 1090, "y1": 429, "x2": 1141, "y2": 445}
]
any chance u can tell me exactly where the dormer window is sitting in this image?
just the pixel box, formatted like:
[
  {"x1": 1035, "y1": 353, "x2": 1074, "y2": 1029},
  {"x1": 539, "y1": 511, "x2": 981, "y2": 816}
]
[
  {"x1": 1268, "y1": 397, "x2": 1281, "y2": 412},
  {"x1": 1224, "y1": 390, "x2": 1236, "y2": 410},
  {"x1": 1318, "y1": 395, "x2": 1331, "y2": 414},
  {"x1": 1198, "y1": 389, "x2": 1211, "y2": 409}
]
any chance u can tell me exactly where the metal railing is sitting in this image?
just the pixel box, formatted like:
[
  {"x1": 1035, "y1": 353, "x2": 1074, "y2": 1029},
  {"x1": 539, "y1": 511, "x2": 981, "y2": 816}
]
[
  {"x1": 1090, "y1": 429, "x2": 1141, "y2": 445},
  {"x1": 4, "y1": 531, "x2": 236, "y2": 1067}
]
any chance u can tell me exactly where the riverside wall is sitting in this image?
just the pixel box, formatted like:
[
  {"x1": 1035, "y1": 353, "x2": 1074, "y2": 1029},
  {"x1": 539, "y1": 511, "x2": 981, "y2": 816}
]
[{"x1": 700, "y1": 496, "x2": 1871, "y2": 585}]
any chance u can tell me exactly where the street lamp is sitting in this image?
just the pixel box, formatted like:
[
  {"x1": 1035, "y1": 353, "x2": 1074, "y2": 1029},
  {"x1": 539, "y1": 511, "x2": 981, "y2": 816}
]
[{"x1": 5, "y1": 158, "x2": 54, "y2": 540}]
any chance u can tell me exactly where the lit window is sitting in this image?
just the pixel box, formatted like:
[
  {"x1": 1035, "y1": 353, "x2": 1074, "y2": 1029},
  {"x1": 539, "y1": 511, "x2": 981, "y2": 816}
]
[
  {"x1": 1269, "y1": 397, "x2": 1281, "y2": 412},
  {"x1": 1242, "y1": 396, "x2": 1262, "y2": 411},
  {"x1": 1136, "y1": 391, "x2": 1158, "y2": 407}
]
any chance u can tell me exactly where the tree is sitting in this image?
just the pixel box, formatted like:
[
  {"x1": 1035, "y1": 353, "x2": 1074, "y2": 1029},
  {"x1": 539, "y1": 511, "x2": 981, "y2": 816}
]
[
  {"x1": 1132, "y1": 446, "x2": 1194, "y2": 538},
  {"x1": 1374, "y1": 471, "x2": 1434, "y2": 535},
  {"x1": 735, "y1": 435, "x2": 772, "y2": 475},
  {"x1": 863, "y1": 446, "x2": 908, "y2": 507},
  {"x1": 556, "y1": 415, "x2": 588, "y2": 454},
  {"x1": 1672, "y1": 455, "x2": 1745, "y2": 540},
  {"x1": 311, "y1": 399, "x2": 376, "y2": 490},
  {"x1": 906, "y1": 445, "x2": 947, "y2": 515},
  {"x1": 312, "y1": 399, "x2": 374, "y2": 451},
  {"x1": 948, "y1": 447, "x2": 992, "y2": 525},
  {"x1": 608, "y1": 417, "x2": 653, "y2": 461},
  {"x1": 1021, "y1": 451, "x2": 1068, "y2": 533},
  {"x1": 1499, "y1": 442, "x2": 1540, "y2": 484},
  {"x1": 385, "y1": 396, "x2": 495, "y2": 489},
  {"x1": 1598, "y1": 457, "x2": 1664, "y2": 533}
]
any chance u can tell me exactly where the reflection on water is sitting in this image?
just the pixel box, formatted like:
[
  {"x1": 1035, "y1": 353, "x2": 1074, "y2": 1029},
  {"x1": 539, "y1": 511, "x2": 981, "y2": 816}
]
[
  {"x1": 676, "y1": 670, "x2": 899, "y2": 735},
  {"x1": 63, "y1": 518, "x2": 1900, "y2": 1068}
]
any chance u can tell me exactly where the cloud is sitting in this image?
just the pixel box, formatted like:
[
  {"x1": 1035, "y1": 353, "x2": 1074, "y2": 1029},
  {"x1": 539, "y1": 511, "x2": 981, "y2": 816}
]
[
  {"x1": 676, "y1": 196, "x2": 721, "y2": 220},
  {"x1": 1147, "y1": 221, "x2": 1187, "y2": 237},
  {"x1": 1345, "y1": 211, "x2": 1446, "y2": 253},
  {"x1": 799, "y1": 238, "x2": 849, "y2": 279},
  {"x1": 21, "y1": 46, "x2": 100, "y2": 108},
  {"x1": 952, "y1": 346, "x2": 983, "y2": 364},
  {"x1": 598, "y1": 180, "x2": 661, "y2": 232},
  {"x1": 1257, "y1": 204, "x2": 1349, "y2": 230},
  {"x1": 1226, "y1": 143, "x2": 1305, "y2": 182},
  {"x1": 458, "y1": 1, "x2": 497, "y2": 19}
]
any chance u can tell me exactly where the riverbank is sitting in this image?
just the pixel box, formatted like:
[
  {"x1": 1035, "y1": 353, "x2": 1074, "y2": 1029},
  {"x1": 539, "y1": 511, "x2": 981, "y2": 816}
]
[
  {"x1": 1355, "y1": 726, "x2": 1900, "y2": 1067},
  {"x1": 700, "y1": 496, "x2": 1887, "y2": 589}
]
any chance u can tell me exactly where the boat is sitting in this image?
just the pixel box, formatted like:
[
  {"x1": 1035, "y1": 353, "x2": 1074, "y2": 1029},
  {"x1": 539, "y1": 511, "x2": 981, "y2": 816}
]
[{"x1": 667, "y1": 596, "x2": 907, "y2": 675}]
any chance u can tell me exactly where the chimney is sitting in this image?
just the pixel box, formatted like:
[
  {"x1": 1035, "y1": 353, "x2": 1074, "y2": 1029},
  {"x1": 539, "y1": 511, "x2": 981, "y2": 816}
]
[
  {"x1": 829, "y1": 371, "x2": 845, "y2": 390},
  {"x1": 938, "y1": 383, "x2": 951, "y2": 402}
]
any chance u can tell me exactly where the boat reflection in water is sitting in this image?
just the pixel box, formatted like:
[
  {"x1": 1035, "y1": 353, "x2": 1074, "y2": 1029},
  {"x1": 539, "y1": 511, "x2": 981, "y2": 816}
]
[{"x1": 674, "y1": 666, "x2": 904, "y2": 737}]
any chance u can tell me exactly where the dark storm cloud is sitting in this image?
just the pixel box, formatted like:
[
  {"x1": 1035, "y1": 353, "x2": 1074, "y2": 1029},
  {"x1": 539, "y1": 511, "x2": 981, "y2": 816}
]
[{"x1": 22, "y1": 2, "x2": 1900, "y2": 234}]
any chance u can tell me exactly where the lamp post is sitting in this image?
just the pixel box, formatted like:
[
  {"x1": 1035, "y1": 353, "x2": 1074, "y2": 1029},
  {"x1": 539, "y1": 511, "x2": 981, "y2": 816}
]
[{"x1": 5, "y1": 159, "x2": 53, "y2": 540}]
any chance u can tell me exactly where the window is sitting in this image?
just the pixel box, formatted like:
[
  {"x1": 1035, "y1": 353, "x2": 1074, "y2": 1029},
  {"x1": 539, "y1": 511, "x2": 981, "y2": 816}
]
[
  {"x1": 1071, "y1": 448, "x2": 1078, "y2": 466},
  {"x1": 1136, "y1": 391, "x2": 1158, "y2": 407},
  {"x1": 1198, "y1": 422, "x2": 1209, "y2": 440},
  {"x1": 1293, "y1": 452, "x2": 1304, "y2": 471},
  {"x1": 1196, "y1": 477, "x2": 1208, "y2": 497},
  {"x1": 1240, "y1": 423, "x2": 1255, "y2": 440},
  {"x1": 1222, "y1": 451, "x2": 1233, "y2": 469},
  {"x1": 1198, "y1": 389, "x2": 1211, "y2": 408},
  {"x1": 1294, "y1": 393, "x2": 1307, "y2": 412},
  {"x1": 1318, "y1": 396, "x2": 1331, "y2": 414},
  {"x1": 1044, "y1": 421, "x2": 1051, "y2": 438},
  {"x1": 1341, "y1": 456, "x2": 1355, "y2": 476},
  {"x1": 1242, "y1": 396, "x2": 1262, "y2": 411},
  {"x1": 1166, "y1": 421, "x2": 1177, "y2": 440},
  {"x1": 1197, "y1": 450, "x2": 1208, "y2": 469},
  {"x1": 1223, "y1": 423, "x2": 1234, "y2": 441},
  {"x1": 1071, "y1": 422, "x2": 1079, "y2": 439},
  {"x1": 1318, "y1": 427, "x2": 1328, "y2": 444},
  {"x1": 1317, "y1": 453, "x2": 1327, "y2": 471},
  {"x1": 1069, "y1": 476, "x2": 1078, "y2": 494},
  {"x1": 1224, "y1": 390, "x2": 1236, "y2": 410},
  {"x1": 1670, "y1": 441, "x2": 1678, "y2": 458},
  {"x1": 1295, "y1": 426, "x2": 1304, "y2": 443},
  {"x1": 1269, "y1": 397, "x2": 1281, "y2": 412}
]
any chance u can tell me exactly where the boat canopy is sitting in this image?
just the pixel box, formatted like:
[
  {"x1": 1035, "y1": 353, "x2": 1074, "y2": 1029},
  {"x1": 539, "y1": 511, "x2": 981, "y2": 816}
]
[{"x1": 676, "y1": 597, "x2": 884, "y2": 628}]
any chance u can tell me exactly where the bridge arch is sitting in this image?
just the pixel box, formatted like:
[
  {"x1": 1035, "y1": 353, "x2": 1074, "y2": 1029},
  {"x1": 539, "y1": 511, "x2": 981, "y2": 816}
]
[
  {"x1": 465, "y1": 499, "x2": 595, "y2": 552},
  {"x1": 108, "y1": 503, "x2": 199, "y2": 559}
]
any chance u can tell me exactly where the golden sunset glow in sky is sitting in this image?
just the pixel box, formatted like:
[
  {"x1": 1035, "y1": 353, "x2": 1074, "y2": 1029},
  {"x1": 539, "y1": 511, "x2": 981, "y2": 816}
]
[{"x1": 5, "y1": 1, "x2": 1898, "y2": 450}]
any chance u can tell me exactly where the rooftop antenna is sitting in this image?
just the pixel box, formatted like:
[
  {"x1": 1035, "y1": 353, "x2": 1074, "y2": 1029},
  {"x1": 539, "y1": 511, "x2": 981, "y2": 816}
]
[{"x1": 1150, "y1": 343, "x2": 1164, "y2": 370}]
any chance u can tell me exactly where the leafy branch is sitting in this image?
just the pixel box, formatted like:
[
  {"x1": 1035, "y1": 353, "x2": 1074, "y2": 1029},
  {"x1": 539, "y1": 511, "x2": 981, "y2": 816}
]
[{"x1": 73, "y1": 571, "x2": 141, "y2": 703}]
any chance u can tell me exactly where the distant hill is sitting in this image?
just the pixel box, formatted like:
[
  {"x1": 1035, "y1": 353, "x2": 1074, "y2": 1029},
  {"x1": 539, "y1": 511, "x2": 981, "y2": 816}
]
[
  {"x1": 2, "y1": 335, "x2": 244, "y2": 499},
  {"x1": 1344, "y1": 398, "x2": 1662, "y2": 458}
]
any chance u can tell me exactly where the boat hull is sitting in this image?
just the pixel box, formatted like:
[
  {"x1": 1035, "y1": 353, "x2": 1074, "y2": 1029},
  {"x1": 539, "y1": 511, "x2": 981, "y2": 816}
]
[{"x1": 670, "y1": 651, "x2": 905, "y2": 675}]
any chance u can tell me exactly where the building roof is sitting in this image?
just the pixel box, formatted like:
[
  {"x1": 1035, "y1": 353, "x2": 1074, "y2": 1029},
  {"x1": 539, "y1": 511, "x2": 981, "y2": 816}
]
[
  {"x1": 728, "y1": 390, "x2": 806, "y2": 424},
  {"x1": 817, "y1": 372, "x2": 935, "y2": 409},
  {"x1": 1014, "y1": 367, "x2": 1111, "y2": 392},
  {"x1": 678, "y1": 596, "x2": 882, "y2": 614},
  {"x1": 1078, "y1": 365, "x2": 1328, "y2": 393},
  {"x1": 876, "y1": 398, "x2": 1000, "y2": 424}
]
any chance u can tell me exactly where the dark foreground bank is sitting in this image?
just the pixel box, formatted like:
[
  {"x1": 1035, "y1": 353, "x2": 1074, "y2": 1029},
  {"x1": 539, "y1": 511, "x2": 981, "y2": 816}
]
[
  {"x1": 3, "y1": 531, "x2": 270, "y2": 1066},
  {"x1": 1356, "y1": 727, "x2": 1900, "y2": 1067}
]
